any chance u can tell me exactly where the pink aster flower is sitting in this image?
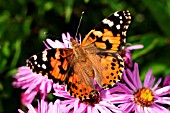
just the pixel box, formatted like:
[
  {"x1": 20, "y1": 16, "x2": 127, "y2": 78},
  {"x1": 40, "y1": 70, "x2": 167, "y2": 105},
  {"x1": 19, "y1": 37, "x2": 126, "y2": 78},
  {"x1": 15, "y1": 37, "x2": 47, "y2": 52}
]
[
  {"x1": 122, "y1": 44, "x2": 144, "y2": 68},
  {"x1": 18, "y1": 99, "x2": 61, "y2": 113},
  {"x1": 109, "y1": 63, "x2": 170, "y2": 113},
  {"x1": 53, "y1": 83, "x2": 123, "y2": 113},
  {"x1": 13, "y1": 66, "x2": 53, "y2": 105},
  {"x1": 43, "y1": 32, "x2": 81, "y2": 49}
]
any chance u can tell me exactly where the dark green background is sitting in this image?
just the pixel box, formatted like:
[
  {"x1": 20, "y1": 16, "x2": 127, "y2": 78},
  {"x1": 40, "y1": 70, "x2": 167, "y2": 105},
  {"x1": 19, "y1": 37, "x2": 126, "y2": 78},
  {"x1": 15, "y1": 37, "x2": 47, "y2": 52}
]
[{"x1": 0, "y1": 0, "x2": 170, "y2": 112}]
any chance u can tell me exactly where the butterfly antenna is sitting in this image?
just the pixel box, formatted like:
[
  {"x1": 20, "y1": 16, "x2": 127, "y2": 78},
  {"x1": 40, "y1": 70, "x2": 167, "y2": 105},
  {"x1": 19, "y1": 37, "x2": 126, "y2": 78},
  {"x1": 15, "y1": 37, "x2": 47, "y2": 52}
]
[{"x1": 75, "y1": 11, "x2": 84, "y2": 38}]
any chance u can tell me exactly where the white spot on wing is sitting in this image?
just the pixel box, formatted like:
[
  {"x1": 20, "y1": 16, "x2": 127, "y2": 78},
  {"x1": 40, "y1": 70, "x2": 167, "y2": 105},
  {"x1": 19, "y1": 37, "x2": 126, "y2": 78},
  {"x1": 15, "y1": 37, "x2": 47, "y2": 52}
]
[
  {"x1": 42, "y1": 51, "x2": 48, "y2": 61},
  {"x1": 114, "y1": 12, "x2": 119, "y2": 17},
  {"x1": 34, "y1": 61, "x2": 37, "y2": 64},
  {"x1": 127, "y1": 12, "x2": 130, "y2": 16},
  {"x1": 122, "y1": 46, "x2": 125, "y2": 50},
  {"x1": 42, "y1": 57, "x2": 48, "y2": 61},
  {"x1": 33, "y1": 55, "x2": 37, "y2": 60},
  {"x1": 102, "y1": 19, "x2": 114, "y2": 27},
  {"x1": 102, "y1": 19, "x2": 108, "y2": 24},
  {"x1": 116, "y1": 24, "x2": 120, "y2": 30},
  {"x1": 108, "y1": 21, "x2": 114, "y2": 27},
  {"x1": 42, "y1": 64, "x2": 46, "y2": 69},
  {"x1": 124, "y1": 25, "x2": 129, "y2": 29},
  {"x1": 120, "y1": 20, "x2": 123, "y2": 24},
  {"x1": 122, "y1": 31, "x2": 126, "y2": 36},
  {"x1": 123, "y1": 38, "x2": 126, "y2": 43}
]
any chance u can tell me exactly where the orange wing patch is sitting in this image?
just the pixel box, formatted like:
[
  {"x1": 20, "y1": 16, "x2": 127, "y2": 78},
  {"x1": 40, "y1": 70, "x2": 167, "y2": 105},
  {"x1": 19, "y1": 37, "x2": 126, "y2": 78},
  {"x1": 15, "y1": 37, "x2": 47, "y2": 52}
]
[{"x1": 99, "y1": 53, "x2": 124, "y2": 89}]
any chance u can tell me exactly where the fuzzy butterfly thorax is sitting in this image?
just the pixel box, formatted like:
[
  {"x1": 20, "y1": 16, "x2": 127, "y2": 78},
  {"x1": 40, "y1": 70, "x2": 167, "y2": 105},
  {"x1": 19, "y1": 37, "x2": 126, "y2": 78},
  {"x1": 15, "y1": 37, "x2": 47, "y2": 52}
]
[
  {"x1": 70, "y1": 38, "x2": 87, "y2": 62},
  {"x1": 27, "y1": 10, "x2": 131, "y2": 104}
]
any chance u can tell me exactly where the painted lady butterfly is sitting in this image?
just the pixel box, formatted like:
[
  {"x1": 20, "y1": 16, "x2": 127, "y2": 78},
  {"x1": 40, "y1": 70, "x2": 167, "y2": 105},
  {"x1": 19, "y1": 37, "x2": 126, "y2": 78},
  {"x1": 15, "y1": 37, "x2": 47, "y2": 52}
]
[{"x1": 27, "y1": 10, "x2": 131, "y2": 103}]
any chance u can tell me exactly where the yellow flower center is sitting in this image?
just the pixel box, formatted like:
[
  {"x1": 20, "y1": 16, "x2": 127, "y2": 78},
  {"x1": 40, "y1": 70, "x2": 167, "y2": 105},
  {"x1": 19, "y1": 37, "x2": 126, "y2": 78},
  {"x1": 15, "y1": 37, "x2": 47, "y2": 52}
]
[{"x1": 134, "y1": 87, "x2": 154, "y2": 107}]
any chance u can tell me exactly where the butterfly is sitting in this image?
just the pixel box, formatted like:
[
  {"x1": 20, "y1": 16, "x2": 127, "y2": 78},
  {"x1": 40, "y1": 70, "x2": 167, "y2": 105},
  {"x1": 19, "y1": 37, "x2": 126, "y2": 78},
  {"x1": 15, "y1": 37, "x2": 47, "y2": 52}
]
[{"x1": 27, "y1": 10, "x2": 131, "y2": 103}]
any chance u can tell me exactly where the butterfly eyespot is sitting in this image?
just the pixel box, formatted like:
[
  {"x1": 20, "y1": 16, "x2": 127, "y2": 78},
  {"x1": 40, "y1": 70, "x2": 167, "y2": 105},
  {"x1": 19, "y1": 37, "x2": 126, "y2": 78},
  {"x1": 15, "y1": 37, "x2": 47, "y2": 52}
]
[{"x1": 27, "y1": 10, "x2": 131, "y2": 104}]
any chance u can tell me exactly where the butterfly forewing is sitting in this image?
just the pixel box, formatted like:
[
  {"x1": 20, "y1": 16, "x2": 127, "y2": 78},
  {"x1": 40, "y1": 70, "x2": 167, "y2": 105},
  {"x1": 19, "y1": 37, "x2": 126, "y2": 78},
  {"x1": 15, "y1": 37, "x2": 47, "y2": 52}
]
[
  {"x1": 82, "y1": 10, "x2": 131, "y2": 52},
  {"x1": 27, "y1": 48, "x2": 73, "y2": 84}
]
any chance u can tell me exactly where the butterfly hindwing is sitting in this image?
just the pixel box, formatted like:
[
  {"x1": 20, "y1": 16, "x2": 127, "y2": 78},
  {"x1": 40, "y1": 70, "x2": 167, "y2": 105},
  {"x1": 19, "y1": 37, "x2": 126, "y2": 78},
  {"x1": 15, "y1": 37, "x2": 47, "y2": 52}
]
[
  {"x1": 27, "y1": 48, "x2": 73, "y2": 84},
  {"x1": 65, "y1": 56, "x2": 99, "y2": 102},
  {"x1": 97, "y1": 53, "x2": 124, "y2": 89},
  {"x1": 82, "y1": 10, "x2": 131, "y2": 52}
]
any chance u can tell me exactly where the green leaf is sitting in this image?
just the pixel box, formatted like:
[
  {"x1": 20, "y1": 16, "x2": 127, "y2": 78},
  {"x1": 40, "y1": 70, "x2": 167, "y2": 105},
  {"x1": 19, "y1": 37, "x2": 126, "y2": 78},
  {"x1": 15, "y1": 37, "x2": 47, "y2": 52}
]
[
  {"x1": 141, "y1": 0, "x2": 170, "y2": 37},
  {"x1": 10, "y1": 39, "x2": 21, "y2": 68}
]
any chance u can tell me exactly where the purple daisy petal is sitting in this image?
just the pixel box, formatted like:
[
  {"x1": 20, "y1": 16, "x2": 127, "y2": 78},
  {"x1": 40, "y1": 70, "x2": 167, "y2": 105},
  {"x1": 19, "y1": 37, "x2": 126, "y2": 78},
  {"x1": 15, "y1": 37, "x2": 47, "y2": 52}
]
[
  {"x1": 155, "y1": 96, "x2": 170, "y2": 105},
  {"x1": 152, "y1": 103, "x2": 170, "y2": 113},
  {"x1": 148, "y1": 75, "x2": 156, "y2": 89},
  {"x1": 87, "y1": 106, "x2": 92, "y2": 113},
  {"x1": 133, "y1": 63, "x2": 142, "y2": 88},
  {"x1": 45, "y1": 39, "x2": 65, "y2": 48},
  {"x1": 135, "y1": 105, "x2": 144, "y2": 113},
  {"x1": 118, "y1": 102, "x2": 135, "y2": 112},
  {"x1": 125, "y1": 44, "x2": 144, "y2": 51},
  {"x1": 154, "y1": 86, "x2": 170, "y2": 96},
  {"x1": 163, "y1": 75, "x2": 170, "y2": 86},
  {"x1": 12, "y1": 66, "x2": 53, "y2": 104},
  {"x1": 143, "y1": 68, "x2": 153, "y2": 88},
  {"x1": 44, "y1": 32, "x2": 79, "y2": 49},
  {"x1": 18, "y1": 109, "x2": 25, "y2": 113},
  {"x1": 109, "y1": 83, "x2": 133, "y2": 94},
  {"x1": 152, "y1": 78, "x2": 162, "y2": 91},
  {"x1": 62, "y1": 32, "x2": 72, "y2": 48},
  {"x1": 19, "y1": 99, "x2": 61, "y2": 113},
  {"x1": 123, "y1": 69, "x2": 137, "y2": 92}
]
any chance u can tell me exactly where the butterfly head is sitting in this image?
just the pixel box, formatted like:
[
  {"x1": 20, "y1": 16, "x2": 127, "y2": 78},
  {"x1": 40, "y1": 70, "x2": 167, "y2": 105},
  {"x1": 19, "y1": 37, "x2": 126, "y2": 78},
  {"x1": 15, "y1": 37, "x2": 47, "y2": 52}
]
[{"x1": 70, "y1": 38, "x2": 80, "y2": 48}]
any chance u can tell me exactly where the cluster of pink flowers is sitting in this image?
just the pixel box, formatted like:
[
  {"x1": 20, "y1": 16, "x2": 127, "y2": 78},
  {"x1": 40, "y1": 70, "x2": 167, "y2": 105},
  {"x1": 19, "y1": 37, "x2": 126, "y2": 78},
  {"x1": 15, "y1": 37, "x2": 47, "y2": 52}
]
[{"x1": 13, "y1": 33, "x2": 170, "y2": 113}]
